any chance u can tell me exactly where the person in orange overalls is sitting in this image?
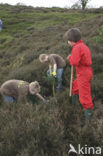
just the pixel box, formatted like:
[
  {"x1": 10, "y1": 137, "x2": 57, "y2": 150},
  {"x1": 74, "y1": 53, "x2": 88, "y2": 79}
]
[{"x1": 65, "y1": 28, "x2": 94, "y2": 128}]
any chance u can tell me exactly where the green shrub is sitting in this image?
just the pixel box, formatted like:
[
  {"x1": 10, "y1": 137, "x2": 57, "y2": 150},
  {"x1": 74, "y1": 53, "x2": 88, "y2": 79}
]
[{"x1": 94, "y1": 26, "x2": 103, "y2": 43}]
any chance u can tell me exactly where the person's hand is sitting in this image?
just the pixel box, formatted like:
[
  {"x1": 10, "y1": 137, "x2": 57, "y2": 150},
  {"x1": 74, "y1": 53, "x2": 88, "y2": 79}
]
[
  {"x1": 51, "y1": 71, "x2": 56, "y2": 77},
  {"x1": 67, "y1": 54, "x2": 71, "y2": 60}
]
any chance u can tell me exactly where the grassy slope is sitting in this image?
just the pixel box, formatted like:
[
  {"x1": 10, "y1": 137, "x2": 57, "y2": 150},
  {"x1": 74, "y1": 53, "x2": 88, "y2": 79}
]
[{"x1": 0, "y1": 4, "x2": 103, "y2": 156}]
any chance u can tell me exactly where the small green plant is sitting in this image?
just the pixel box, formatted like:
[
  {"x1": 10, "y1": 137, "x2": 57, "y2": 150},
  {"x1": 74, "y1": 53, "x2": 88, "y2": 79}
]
[
  {"x1": 12, "y1": 55, "x2": 24, "y2": 68},
  {"x1": 44, "y1": 74, "x2": 57, "y2": 97},
  {"x1": 94, "y1": 26, "x2": 103, "y2": 43}
]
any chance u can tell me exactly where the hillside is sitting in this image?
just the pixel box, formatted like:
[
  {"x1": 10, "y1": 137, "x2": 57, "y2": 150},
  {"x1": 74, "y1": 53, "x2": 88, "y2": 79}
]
[{"x1": 0, "y1": 4, "x2": 103, "y2": 156}]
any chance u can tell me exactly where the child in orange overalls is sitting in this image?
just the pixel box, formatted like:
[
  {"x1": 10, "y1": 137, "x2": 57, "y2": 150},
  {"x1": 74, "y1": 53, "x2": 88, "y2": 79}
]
[{"x1": 65, "y1": 28, "x2": 94, "y2": 128}]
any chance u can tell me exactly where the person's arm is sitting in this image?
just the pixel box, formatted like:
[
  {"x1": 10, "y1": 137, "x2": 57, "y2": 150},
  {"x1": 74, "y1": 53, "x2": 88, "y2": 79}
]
[
  {"x1": 51, "y1": 63, "x2": 57, "y2": 77},
  {"x1": 49, "y1": 56, "x2": 57, "y2": 76},
  {"x1": 53, "y1": 63, "x2": 57, "y2": 73},
  {"x1": 68, "y1": 46, "x2": 81, "y2": 66},
  {"x1": 35, "y1": 93, "x2": 46, "y2": 102},
  {"x1": 29, "y1": 86, "x2": 46, "y2": 103},
  {"x1": 49, "y1": 63, "x2": 57, "y2": 73}
]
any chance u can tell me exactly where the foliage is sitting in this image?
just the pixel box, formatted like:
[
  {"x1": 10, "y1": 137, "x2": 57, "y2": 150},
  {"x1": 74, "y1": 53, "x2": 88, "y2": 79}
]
[
  {"x1": 94, "y1": 26, "x2": 103, "y2": 43},
  {"x1": 79, "y1": 0, "x2": 90, "y2": 10}
]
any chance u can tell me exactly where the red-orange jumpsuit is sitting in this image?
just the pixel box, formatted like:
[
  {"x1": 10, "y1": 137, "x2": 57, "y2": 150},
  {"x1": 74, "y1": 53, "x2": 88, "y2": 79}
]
[{"x1": 68, "y1": 40, "x2": 93, "y2": 110}]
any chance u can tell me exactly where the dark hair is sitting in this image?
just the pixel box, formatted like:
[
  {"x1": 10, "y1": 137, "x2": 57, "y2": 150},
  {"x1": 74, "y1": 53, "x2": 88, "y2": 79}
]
[{"x1": 65, "y1": 28, "x2": 81, "y2": 42}]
